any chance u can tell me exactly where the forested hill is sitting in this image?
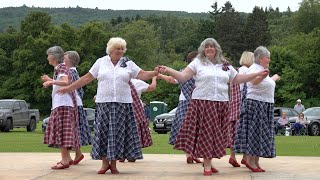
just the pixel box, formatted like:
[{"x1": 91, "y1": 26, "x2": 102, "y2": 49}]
[{"x1": 0, "y1": 5, "x2": 209, "y2": 32}]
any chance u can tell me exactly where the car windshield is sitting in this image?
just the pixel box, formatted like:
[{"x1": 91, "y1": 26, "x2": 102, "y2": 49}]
[
  {"x1": 169, "y1": 108, "x2": 177, "y2": 114},
  {"x1": 303, "y1": 108, "x2": 320, "y2": 116},
  {"x1": 0, "y1": 101, "x2": 13, "y2": 109}
]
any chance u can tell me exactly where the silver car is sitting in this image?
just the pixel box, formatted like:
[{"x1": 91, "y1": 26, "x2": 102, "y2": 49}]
[
  {"x1": 153, "y1": 107, "x2": 177, "y2": 134},
  {"x1": 42, "y1": 108, "x2": 95, "y2": 132}
]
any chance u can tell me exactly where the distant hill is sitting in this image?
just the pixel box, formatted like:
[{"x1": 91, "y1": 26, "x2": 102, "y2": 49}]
[{"x1": 0, "y1": 5, "x2": 209, "y2": 32}]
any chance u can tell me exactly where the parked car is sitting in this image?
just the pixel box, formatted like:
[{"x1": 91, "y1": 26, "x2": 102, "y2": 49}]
[
  {"x1": 289, "y1": 107, "x2": 320, "y2": 136},
  {"x1": 274, "y1": 107, "x2": 299, "y2": 125},
  {"x1": 42, "y1": 108, "x2": 95, "y2": 132},
  {"x1": 153, "y1": 107, "x2": 177, "y2": 134},
  {"x1": 0, "y1": 99, "x2": 40, "y2": 132}
]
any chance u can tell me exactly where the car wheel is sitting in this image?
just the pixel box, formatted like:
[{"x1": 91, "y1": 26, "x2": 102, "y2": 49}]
[
  {"x1": 309, "y1": 123, "x2": 320, "y2": 136},
  {"x1": 3, "y1": 119, "x2": 11, "y2": 132},
  {"x1": 27, "y1": 118, "x2": 36, "y2": 132}
]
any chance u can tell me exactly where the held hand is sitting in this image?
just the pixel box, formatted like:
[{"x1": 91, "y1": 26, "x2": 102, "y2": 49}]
[
  {"x1": 41, "y1": 74, "x2": 51, "y2": 82},
  {"x1": 271, "y1": 74, "x2": 281, "y2": 81},
  {"x1": 157, "y1": 65, "x2": 170, "y2": 74},
  {"x1": 42, "y1": 81, "x2": 52, "y2": 88},
  {"x1": 259, "y1": 69, "x2": 269, "y2": 78}
]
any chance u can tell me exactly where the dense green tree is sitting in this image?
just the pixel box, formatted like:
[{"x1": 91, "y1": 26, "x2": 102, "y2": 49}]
[
  {"x1": 294, "y1": 0, "x2": 320, "y2": 34},
  {"x1": 243, "y1": 6, "x2": 271, "y2": 51},
  {"x1": 20, "y1": 11, "x2": 52, "y2": 38},
  {"x1": 211, "y1": 1, "x2": 246, "y2": 64}
]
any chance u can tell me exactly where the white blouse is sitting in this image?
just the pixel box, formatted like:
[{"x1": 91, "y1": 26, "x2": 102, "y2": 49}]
[
  {"x1": 89, "y1": 55, "x2": 141, "y2": 103},
  {"x1": 238, "y1": 66, "x2": 250, "y2": 91},
  {"x1": 246, "y1": 63, "x2": 276, "y2": 103},
  {"x1": 188, "y1": 58, "x2": 237, "y2": 101},
  {"x1": 52, "y1": 70, "x2": 74, "y2": 110},
  {"x1": 131, "y1": 79, "x2": 149, "y2": 98}
]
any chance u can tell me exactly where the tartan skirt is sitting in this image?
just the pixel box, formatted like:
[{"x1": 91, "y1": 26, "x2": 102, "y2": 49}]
[
  {"x1": 43, "y1": 106, "x2": 79, "y2": 150},
  {"x1": 91, "y1": 102, "x2": 143, "y2": 160},
  {"x1": 77, "y1": 106, "x2": 92, "y2": 146},
  {"x1": 168, "y1": 100, "x2": 189, "y2": 145},
  {"x1": 233, "y1": 99, "x2": 276, "y2": 158},
  {"x1": 174, "y1": 100, "x2": 229, "y2": 159}
]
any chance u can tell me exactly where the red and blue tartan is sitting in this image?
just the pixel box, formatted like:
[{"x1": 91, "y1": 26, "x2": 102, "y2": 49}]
[{"x1": 129, "y1": 81, "x2": 152, "y2": 148}]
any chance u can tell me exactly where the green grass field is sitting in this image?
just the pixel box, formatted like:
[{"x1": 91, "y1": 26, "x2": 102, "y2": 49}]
[{"x1": 0, "y1": 122, "x2": 319, "y2": 156}]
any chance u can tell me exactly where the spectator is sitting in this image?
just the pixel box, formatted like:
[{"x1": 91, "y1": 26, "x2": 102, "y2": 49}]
[
  {"x1": 144, "y1": 103, "x2": 150, "y2": 121},
  {"x1": 292, "y1": 113, "x2": 308, "y2": 135},
  {"x1": 275, "y1": 112, "x2": 289, "y2": 135},
  {"x1": 294, "y1": 99, "x2": 305, "y2": 113}
]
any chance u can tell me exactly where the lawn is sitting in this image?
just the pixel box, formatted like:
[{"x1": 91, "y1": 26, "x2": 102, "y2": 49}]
[{"x1": 0, "y1": 122, "x2": 319, "y2": 156}]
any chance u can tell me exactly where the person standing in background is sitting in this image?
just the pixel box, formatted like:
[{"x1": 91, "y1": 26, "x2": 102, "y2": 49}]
[
  {"x1": 227, "y1": 51, "x2": 254, "y2": 168},
  {"x1": 41, "y1": 46, "x2": 79, "y2": 169},
  {"x1": 63, "y1": 51, "x2": 92, "y2": 165},
  {"x1": 294, "y1": 99, "x2": 305, "y2": 114}
]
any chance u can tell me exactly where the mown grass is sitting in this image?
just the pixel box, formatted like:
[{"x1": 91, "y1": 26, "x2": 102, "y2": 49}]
[{"x1": 0, "y1": 122, "x2": 319, "y2": 156}]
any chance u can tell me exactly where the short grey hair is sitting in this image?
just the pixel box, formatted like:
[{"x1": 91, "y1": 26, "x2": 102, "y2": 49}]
[
  {"x1": 106, "y1": 37, "x2": 127, "y2": 55},
  {"x1": 46, "y1": 46, "x2": 64, "y2": 63},
  {"x1": 64, "y1": 51, "x2": 80, "y2": 67},
  {"x1": 239, "y1": 51, "x2": 254, "y2": 66},
  {"x1": 254, "y1": 46, "x2": 270, "y2": 64},
  {"x1": 197, "y1": 38, "x2": 225, "y2": 64}
]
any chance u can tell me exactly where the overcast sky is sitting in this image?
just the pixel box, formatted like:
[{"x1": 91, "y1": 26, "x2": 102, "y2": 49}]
[{"x1": 0, "y1": 0, "x2": 302, "y2": 13}]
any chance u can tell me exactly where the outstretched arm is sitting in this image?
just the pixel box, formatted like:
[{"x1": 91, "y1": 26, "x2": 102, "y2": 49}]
[
  {"x1": 57, "y1": 72, "x2": 95, "y2": 94},
  {"x1": 156, "y1": 66, "x2": 195, "y2": 82},
  {"x1": 233, "y1": 69, "x2": 269, "y2": 84},
  {"x1": 136, "y1": 70, "x2": 157, "y2": 81},
  {"x1": 157, "y1": 74, "x2": 177, "y2": 84}
]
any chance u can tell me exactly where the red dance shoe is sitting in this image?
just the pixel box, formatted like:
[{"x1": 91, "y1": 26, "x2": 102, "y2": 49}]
[
  {"x1": 73, "y1": 154, "x2": 84, "y2": 165},
  {"x1": 245, "y1": 163, "x2": 263, "y2": 172},
  {"x1": 97, "y1": 165, "x2": 110, "y2": 174},
  {"x1": 229, "y1": 158, "x2": 240, "y2": 167},
  {"x1": 51, "y1": 162, "x2": 70, "y2": 170}
]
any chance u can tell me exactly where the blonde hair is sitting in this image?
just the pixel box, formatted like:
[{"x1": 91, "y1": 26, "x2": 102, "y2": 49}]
[
  {"x1": 106, "y1": 37, "x2": 127, "y2": 55},
  {"x1": 239, "y1": 51, "x2": 254, "y2": 66}
]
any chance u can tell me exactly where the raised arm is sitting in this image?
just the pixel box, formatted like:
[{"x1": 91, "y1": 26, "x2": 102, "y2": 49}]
[{"x1": 146, "y1": 76, "x2": 157, "y2": 92}]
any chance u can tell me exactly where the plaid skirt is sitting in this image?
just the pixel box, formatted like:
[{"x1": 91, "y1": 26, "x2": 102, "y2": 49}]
[
  {"x1": 77, "y1": 106, "x2": 92, "y2": 146},
  {"x1": 233, "y1": 99, "x2": 276, "y2": 158},
  {"x1": 91, "y1": 102, "x2": 143, "y2": 160},
  {"x1": 174, "y1": 100, "x2": 229, "y2": 159},
  {"x1": 43, "y1": 106, "x2": 79, "y2": 150},
  {"x1": 168, "y1": 100, "x2": 189, "y2": 145}
]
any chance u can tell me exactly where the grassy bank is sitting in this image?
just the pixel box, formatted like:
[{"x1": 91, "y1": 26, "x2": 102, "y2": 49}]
[{"x1": 0, "y1": 122, "x2": 319, "y2": 156}]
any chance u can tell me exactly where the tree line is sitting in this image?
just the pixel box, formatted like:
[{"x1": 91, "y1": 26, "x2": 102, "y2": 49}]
[{"x1": 0, "y1": 0, "x2": 319, "y2": 115}]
